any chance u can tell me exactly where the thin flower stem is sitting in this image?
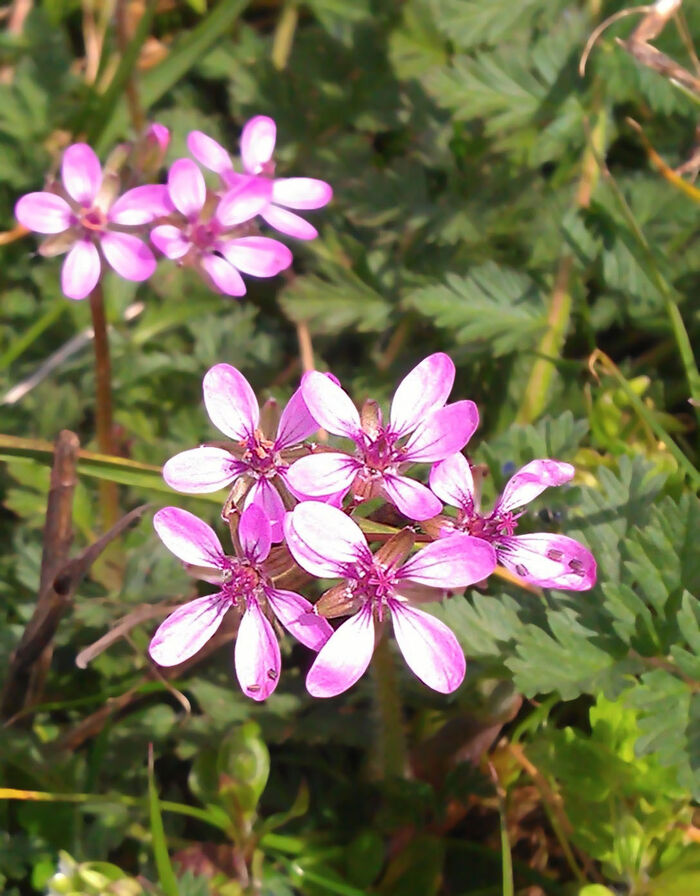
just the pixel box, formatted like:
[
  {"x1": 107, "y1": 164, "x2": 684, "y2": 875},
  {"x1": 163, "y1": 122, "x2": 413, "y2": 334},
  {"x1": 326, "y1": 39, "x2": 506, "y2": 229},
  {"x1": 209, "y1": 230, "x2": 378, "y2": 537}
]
[
  {"x1": 88, "y1": 284, "x2": 119, "y2": 529},
  {"x1": 270, "y1": 6, "x2": 319, "y2": 384},
  {"x1": 370, "y1": 634, "x2": 409, "y2": 779},
  {"x1": 516, "y1": 101, "x2": 605, "y2": 424}
]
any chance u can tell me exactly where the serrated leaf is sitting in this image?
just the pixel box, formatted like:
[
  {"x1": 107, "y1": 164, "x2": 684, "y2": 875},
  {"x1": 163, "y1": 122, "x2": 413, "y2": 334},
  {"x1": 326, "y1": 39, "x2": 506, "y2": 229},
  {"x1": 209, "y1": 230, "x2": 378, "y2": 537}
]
[{"x1": 403, "y1": 262, "x2": 546, "y2": 355}]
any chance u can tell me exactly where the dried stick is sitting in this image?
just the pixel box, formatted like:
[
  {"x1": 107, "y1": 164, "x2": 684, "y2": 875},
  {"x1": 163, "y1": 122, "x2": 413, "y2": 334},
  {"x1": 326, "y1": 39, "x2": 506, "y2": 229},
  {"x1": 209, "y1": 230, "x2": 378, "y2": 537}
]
[
  {"x1": 2, "y1": 431, "x2": 79, "y2": 717},
  {"x1": 1, "y1": 503, "x2": 148, "y2": 722}
]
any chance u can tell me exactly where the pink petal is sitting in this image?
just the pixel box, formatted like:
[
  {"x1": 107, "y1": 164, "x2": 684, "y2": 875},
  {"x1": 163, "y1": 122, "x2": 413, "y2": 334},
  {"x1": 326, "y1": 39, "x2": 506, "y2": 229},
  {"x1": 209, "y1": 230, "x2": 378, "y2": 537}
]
[
  {"x1": 271, "y1": 177, "x2": 333, "y2": 210},
  {"x1": 149, "y1": 595, "x2": 227, "y2": 666},
  {"x1": 429, "y1": 453, "x2": 476, "y2": 512},
  {"x1": 201, "y1": 253, "x2": 247, "y2": 296},
  {"x1": 62, "y1": 143, "x2": 102, "y2": 205},
  {"x1": 498, "y1": 533, "x2": 596, "y2": 591},
  {"x1": 168, "y1": 158, "x2": 206, "y2": 217},
  {"x1": 265, "y1": 587, "x2": 333, "y2": 651},
  {"x1": 234, "y1": 599, "x2": 281, "y2": 701},
  {"x1": 216, "y1": 177, "x2": 271, "y2": 228},
  {"x1": 240, "y1": 115, "x2": 276, "y2": 174},
  {"x1": 240, "y1": 487, "x2": 275, "y2": 554},
  {"x1": 284, "y1": 501, "x2": 370, "y2": 578},
  {"x1": 203, "y1": 363, "x2": 259, "y2": 440},
  {"x1": 61, "y1": 239, "x2": 100, "y2": 300},
  {"x1": 220, "y1": 236, "x2": 292, "y2": 277},
  {"x1": 108, "y1": 185, "x2": 172, "y2": 225},
  {"x1": 497, "y1": 460, "x2": 575, "y2": 514},
  {"x1": 187, "y1": 130, "x2": 234, "y2": 176},
  {"x1": 15, "y1": 192, "x2": 73, "y2": 234},
  {"x1": 153, "y1": 506, "x2": 226, "y2": 569},
  {"x1": 243, "y1": 478, "x2": 287, "y2": 542},
  {"x1": 398, "y1": 534, "x2": 496, "y2": 588},
  {"x1": 300, "y1": 371, "x2": 362, "y2": 439},
  {"x1": 163, "y1": 447, "x2": 242, "y2": 493},
  {"x1": 389, "y1": 353, "x2": 455, "y2": 437},
  {"x1": 381, "y1": 473, "x2": 443, "y2": 520},
  {"x1": 403, "y1": 401, "x2": 479, "y2": 463},
  {"x1": 100, "y1": 231, "x2": 156, "y2": 282},
  {"x1": 306, "y1": 606, "x2": 375, "y2": 698},
  {"x1": 150, "y1": 224, "x2": 190, "y2": 259},
  {"x1": 261, "y1": 204, "x2": 318, "y2": 240},
  {"x1": 274, "y1": 386, "x2": 320, "y2": 449},
  {"x1": 286, "y1": 453, "x2": 360, "y2": 500},
  {"x1": 389, "y1": 600, "x2": 465, "y2": 693}
]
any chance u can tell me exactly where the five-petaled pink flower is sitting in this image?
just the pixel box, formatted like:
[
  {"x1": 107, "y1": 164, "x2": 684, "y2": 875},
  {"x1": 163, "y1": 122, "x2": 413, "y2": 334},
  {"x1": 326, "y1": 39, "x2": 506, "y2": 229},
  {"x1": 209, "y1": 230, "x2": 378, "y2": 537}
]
[
  {"x1": 150, "y1": 504, "x2": 332, "y2": 700},
  {"x1": 429, "y1": 455, "x2": 596, "y2": 590},
  {"x1": 286, "y1": 353, "x2": 478, "y2": 521},
  {"x1": 15, "y1": 143, "x2": 169, "y2": 300},
  {"x1": 285, "y1": 502, "x2": 496, "y2": 697},
  {"x1": 150, "y1": 158, "x2": 293, "y2": 296},
  {"x1": 163, "y1": 363, "x2": 320, "y2": 540},
  {"x1": 188, "y1": 116, "x2": 333, "y2": 240}
]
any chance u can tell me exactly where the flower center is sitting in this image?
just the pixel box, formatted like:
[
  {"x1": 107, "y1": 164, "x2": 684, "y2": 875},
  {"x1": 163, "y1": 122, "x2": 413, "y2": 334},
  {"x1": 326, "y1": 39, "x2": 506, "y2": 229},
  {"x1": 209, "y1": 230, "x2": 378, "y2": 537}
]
[
  {"x1": 351, "y1": 559, "x2": 397, "y2": 620},
  {"x1": 358, "y1": 427, "x2": 402, "y2": 474},
  {"x1": 240, "y1": 429, "x2": 281, "y2": 478},
  {"x1": 459, "y1": 510, "x2": 519, "y2": 542},
  {"x1": 189, "y1": 220, "x2": 219, "y2": 250},
  {"x1": 80, "y1": 206, "x2": 106, "y2": 232},
  {"x1": 220, "y1": 559, "x2": 261, "y2": 605}
]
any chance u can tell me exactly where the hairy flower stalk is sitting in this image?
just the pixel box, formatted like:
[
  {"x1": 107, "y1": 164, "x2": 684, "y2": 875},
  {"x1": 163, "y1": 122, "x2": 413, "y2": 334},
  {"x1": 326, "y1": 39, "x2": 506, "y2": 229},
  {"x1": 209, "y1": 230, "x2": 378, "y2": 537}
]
[
  {"x1": 15, "y1": 142, "x2": 168, "y2": 300},
  {"x1": 163, "y1": 363, "x2": 322, "y2": 540},
  {"x1": 150, "y1": 505, "x2": 332, "y2": 700},
  {"x1": 287, "y1": 353, "x2": 479, "y2": 520},
  {"x1": 285, "y1": 502, "x2": 497, "y2": 697},
  {"x1": 428, "y1": 454, "x2": 597, "y2": 590},
  {"x1": 188, "y1": 116, "x2": 333, "y2": 240}
]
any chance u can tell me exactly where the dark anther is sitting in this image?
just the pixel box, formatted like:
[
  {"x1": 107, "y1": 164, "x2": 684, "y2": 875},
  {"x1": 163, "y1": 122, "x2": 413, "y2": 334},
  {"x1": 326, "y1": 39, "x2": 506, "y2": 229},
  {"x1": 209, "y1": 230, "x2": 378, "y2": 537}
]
[
  {"x1": 515, "y1": 563, "x2": 528, "y2": 577},
  {"x1": 247, "y1": 684, "x2": 261, "y2": 693},
  {"x1": 568, "y1": 558, "x2": 585, "y2": 575},
  {"x1": 267, "y1": 668, "x2": 278, "y2": 680},
  {"x1": 546, "y1": 549, "x2": 564, "y2": 561}
]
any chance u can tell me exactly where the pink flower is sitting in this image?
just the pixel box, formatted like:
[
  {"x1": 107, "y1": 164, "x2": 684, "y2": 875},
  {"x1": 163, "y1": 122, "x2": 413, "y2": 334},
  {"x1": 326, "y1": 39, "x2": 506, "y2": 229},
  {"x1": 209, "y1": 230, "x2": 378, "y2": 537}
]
[
  {"x1": 429, "y1": 454, "x2": 597, "y2": 590},
  {"x1": 15, "y1": 143, "x2": 169, "y2": 300},
  {"x1": 150, "y1": 505, "x2": 332, "y2": 700},
  {"x1": 150, "y1": 158, "x2": 292, "y2": 296},
  {"x1": 163, "y1": 363, "x2": 320, "y2": 540},
  {"x1": 286, "y1": 353, "x2": 479, "y2": 520},
  {"x1": 187, "y1": 116, "x2": 333, "y2": 240},
  {"x1": 284, "y1": 502, "x2": 496, "y2": 697}
]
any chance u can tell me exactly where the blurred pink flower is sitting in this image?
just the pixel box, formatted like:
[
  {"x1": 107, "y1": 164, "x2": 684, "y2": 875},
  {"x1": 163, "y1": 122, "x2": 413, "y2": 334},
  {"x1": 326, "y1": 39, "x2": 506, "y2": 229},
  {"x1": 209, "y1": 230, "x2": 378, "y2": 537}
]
[
  {"x1": 285, "y1": 502, "x2": 496, "y2": 697},
  {"x1": 187, "y1": 115, "x2": 332, "y2": 240},
  {"x1": 150, "y1": 158, "x2": 292, "y2": 296},
  {"x1": 286, "y1": 353, "x2": 478, "y2": 520},
  {"x1": 150, "y1": 504, "x2": 332, "y2": 701},
  {"x1": 163, "y1": 363, "x2": 320, "y2": 540},
  {"x1": 15, "y1": 143, "x2": 169, "y2": 300},
  {"x1": 429, "y1": 454, "x2": 597, "y2": 590}
]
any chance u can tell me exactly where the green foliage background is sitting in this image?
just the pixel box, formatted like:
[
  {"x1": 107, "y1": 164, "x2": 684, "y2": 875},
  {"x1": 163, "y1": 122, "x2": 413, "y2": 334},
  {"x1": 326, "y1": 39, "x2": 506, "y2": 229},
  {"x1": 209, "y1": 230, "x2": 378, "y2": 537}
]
[{"x1": 0, "y1": 1, "x2": 698, "y2": 894}]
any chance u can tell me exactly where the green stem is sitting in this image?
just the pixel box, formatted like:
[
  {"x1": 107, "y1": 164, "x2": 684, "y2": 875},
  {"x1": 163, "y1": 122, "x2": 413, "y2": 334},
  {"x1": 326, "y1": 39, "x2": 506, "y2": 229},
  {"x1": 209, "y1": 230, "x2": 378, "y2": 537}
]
[
  {"x1": 588, "y1": 132, "x2": 700, "y2": 432},
  {"x1": 88, "y1": 284, "x2": 119, "y2": 529},
  {"x1": 516, "y1": 102, "x2": 606, "y2": 424},
  {"x1": 371, "y1": 634, "x2": 408, "y2": 779}
]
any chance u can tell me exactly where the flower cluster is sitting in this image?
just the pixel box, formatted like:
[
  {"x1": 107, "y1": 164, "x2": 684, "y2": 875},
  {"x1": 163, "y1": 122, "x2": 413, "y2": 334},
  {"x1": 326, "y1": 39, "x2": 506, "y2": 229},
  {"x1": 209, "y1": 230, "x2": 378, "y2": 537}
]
[
  {"x1": 152, "y1": 354, "x2": 597, "y2": 701},
  {"x1": 15, "y1": 117, "x2": 332, "y2": 300}
]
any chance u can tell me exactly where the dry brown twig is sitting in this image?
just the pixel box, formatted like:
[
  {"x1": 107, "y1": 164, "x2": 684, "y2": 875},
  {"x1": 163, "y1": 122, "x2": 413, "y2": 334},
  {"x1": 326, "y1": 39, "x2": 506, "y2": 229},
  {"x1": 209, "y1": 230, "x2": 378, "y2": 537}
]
[{"x1": 1, "y1": 436, "x2": 149, "y2": 723}]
